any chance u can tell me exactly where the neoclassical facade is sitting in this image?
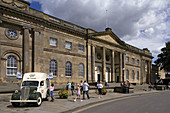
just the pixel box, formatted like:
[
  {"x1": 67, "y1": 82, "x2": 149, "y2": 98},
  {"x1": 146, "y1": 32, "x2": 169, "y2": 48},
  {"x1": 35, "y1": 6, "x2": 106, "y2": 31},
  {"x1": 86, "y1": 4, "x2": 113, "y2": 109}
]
[{"x1": 0, "y1": 0, "x2": 153, "y2": 85}]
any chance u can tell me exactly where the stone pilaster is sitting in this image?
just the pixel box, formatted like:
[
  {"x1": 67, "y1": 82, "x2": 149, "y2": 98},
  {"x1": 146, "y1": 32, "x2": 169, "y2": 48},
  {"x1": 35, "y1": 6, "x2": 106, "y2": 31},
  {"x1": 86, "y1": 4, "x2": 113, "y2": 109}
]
[
  {"x1": 31, "y1": 29, "x2": 35, "y2": 72},
  {"x1": 149, "y1": 61, "x2": 152, "y2": 83},
  {"x1": 119, "y1": 52, "x2": 123, "y2": 82},
  {"x1": 122, "y1": 53, "x2": 125, "y2": 82},
  {"x1": 91, "y1": 45, "x2": 95, "y2": 82},
  {"x1": 102, "y1": 47, "x2": 106, "y2": 82},
  {"x1": 140, "y1": 59, "x2": 144, "y2": 84},
  {"x1": 111, "y1": 50, "x2": 115, "y2": 82},
  {"x1": 23, "y1": 28, "x2": 30, "y2": 74},
  {"x1": 87, "y1": 44, "x2": 92, "y2": 82}
]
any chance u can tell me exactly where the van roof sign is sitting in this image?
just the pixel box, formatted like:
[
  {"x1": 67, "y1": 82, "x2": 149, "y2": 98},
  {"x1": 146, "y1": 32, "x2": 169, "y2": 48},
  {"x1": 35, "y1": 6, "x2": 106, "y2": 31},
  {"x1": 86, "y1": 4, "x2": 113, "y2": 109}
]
[{"x1": 23, "y1": 72, "x2": 48, "y2": 81}]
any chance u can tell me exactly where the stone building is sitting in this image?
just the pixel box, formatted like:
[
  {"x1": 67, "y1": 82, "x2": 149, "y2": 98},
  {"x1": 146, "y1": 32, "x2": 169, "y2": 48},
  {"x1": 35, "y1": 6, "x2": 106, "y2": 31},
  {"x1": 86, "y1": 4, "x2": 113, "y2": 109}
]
[{"x1": 0, "y1": 0, "x2": 153, "y2": 85}]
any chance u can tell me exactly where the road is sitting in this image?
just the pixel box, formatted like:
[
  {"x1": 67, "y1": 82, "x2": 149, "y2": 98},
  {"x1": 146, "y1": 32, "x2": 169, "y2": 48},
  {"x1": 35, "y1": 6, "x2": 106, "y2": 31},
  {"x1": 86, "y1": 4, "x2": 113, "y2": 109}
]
[{"x1": 69, "y1": 91, "x2": 170, "y2": 113}]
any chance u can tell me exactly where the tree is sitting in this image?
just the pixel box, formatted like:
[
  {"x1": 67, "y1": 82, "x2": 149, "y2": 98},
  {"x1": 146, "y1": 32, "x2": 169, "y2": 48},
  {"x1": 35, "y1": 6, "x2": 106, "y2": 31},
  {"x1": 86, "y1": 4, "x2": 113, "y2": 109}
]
[{"x1": 154, "y1": 42, "x2": 170, "y2": 72}]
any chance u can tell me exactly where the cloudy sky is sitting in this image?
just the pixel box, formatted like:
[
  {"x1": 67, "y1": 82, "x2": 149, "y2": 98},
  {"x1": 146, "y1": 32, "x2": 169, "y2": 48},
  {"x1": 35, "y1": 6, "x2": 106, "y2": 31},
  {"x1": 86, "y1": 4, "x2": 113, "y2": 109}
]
[{"x1": 26, "y1": 0, "x2": 170, "y2": 62}]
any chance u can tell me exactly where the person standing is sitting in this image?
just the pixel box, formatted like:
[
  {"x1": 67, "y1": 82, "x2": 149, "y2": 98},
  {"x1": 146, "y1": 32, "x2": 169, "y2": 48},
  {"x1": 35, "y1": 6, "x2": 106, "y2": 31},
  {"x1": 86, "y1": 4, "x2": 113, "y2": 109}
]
[
  {"x1": 74, "y1": 85, "x2": 83, "y2": 102},
  {"x1": 50, "y1": 83, "x2": 54, "y2": 102},
  {"x1": 79, "y1": 80, "x2": 83, "y2": 95},
  {"x1": 83, "y1": 80, "x2": 90, "y2": 99},
  {"x1": 67, "y1": 81, "x2": 72, "y2": 95},
  {"x1": 148, "y1": 83, "x2": 152, "y2": 91},
  {"x1": 97, "y1": 81, "x2": 103, "y2": 98},
  {"x1": 71, "y1": 82, "x2": 75, "y2": 95}
]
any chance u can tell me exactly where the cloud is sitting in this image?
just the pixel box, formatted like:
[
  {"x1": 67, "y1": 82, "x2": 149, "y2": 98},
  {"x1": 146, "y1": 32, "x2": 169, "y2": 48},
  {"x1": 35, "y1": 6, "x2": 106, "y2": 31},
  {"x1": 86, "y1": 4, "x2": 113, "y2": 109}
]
[{"x1": 26, "y1": 0, "x2": 170, "y2": 61}]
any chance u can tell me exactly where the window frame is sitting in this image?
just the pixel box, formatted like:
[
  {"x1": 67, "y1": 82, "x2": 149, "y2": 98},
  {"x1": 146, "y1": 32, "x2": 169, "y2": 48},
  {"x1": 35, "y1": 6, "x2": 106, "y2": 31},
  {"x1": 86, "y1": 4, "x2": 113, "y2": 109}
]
[
  {"x1": 78, "y1": 44, "x2": 84, "y2": 52},
  {"x1": 65, "y1": 61, "x2": 72, "y2": 77},
  {"x1": 65, "y1": 41, "x2": 72, "y2": 50},
  {"x1": 132, "y1": 58, "x2": 135, "y2": 63},
  {"x1": 137, "y1": 71, "x2": 139, "y2": 80},
  {"x1": 49, "y1": 60, "x2": 57, "y2": 76},
  {"x1": 126, "y1": 69, "x2": 129, "y2": 80},
  {"x1": 50, "y1": 38, "x2": 57, "y2": 47},
  {"x1": 79, "y1": 63, "x2": 84, "y2": 78},
  {"x1": 126, "y1": 56, "x2": 129, "y2": 62},
  {"x1": 137, "y1": 59, "x2": 140, "y2": 65},
  {"x1": 131, "y1": 70, "x2": 135, "y2": 80},
  {"x1": 6, "y1": 55, "x2": 18, "y2": 76}
]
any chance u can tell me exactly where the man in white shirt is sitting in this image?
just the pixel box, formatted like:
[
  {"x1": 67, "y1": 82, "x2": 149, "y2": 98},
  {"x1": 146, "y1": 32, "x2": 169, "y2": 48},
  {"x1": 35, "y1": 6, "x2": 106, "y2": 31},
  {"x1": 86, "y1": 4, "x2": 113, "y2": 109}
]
[{"x1": 83, "y1": 80, "x2": 90, "y2": 99}]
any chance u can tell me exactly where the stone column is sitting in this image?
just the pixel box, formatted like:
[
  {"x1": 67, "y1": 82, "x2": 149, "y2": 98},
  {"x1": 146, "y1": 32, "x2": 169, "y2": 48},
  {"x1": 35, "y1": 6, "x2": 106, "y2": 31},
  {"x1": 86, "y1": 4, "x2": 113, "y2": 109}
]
[
  {"x1": 140, "y1": 59, "x2": 145, "y2": 84},
  {"x1": 23, "y1": 28, "x2": 30, "y2": 74},
  {"x1": 91, "y1": 45, "x2": 95, "y2": 82},
  {"x1": 146, "y1": 61, "x2": 150, "y2": 83},
  {"x1": 122, "y1": 53, "x2": 125, "y2": 82},
  {"x1": 31, "y1": 29, "x2": 35, "y2": 72},
  {"x1": 149, "y1": 61, "x2": 152, "y2": 83},
  {"x1": 119, "y1": 53, "x2": 123, "y2": 82},
  {"x1": 87, "y1": 44, "x2": 92, "y2": 82},
  {"x1": 111, "y1": 50, "x2": 115, "y2": 82},
  {"x1": 143, "y1": 60, "x2": 146, "y2": 83},
  {"x1": 102, "y1": 47, "x2": 106, "y2": 82}
]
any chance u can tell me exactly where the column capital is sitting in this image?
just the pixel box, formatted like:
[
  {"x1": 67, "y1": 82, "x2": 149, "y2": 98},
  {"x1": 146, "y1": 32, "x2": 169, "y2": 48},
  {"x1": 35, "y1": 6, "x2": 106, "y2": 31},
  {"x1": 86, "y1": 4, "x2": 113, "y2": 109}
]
[{"x1": 22, "y1": 26, "x2": 31, "y2": 30}]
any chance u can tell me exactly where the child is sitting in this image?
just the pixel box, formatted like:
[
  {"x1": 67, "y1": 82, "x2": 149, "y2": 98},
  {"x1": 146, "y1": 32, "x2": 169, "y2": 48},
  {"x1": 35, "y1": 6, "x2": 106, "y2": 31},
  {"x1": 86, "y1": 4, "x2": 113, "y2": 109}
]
[
  {"x1": 50, "y1": 83, "x2": 54, "y2": 102},
  {"x1": 74, "y1": 85, "x2": 83, "y2": 102}
]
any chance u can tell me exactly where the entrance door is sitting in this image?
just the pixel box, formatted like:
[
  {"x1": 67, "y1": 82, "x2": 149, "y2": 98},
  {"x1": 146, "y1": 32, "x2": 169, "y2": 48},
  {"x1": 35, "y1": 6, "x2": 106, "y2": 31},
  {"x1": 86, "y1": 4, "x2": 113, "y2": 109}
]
[
  {"x1": 98, "y1": 74, "x2": 100, "y2": 82},
  {"x1": 116, "y1": 76, "x2": 119, "y2": 83}
]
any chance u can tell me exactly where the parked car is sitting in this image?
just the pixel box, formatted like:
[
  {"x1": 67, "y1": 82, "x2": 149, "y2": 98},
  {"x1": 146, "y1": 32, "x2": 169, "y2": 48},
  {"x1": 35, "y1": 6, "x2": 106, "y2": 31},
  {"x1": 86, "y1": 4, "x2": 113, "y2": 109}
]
[{"x1": 10, "y1": 72, "x2": 50, "y2": 107}]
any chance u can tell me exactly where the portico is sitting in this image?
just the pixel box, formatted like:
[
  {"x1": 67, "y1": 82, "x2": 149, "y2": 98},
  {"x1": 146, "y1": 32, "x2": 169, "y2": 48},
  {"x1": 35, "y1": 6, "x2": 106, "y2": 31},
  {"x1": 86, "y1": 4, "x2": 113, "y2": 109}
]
[{"x1": 89, "y1": 32, "x2": 126, "y2": 83}]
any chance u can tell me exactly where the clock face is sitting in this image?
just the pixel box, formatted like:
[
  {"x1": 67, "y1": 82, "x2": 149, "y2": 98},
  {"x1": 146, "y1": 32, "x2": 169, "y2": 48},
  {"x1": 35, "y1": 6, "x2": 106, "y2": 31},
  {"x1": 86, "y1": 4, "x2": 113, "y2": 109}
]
[{"x1": 7, "y1": 30, "x2": 18, "y2": 39}]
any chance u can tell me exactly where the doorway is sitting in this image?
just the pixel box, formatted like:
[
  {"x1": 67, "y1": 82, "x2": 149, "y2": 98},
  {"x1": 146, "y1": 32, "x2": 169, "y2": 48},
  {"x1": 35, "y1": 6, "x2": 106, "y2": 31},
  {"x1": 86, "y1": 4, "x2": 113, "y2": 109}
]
[{"x1": 98, "y1": 74, "x2": 100, "y2": 82}]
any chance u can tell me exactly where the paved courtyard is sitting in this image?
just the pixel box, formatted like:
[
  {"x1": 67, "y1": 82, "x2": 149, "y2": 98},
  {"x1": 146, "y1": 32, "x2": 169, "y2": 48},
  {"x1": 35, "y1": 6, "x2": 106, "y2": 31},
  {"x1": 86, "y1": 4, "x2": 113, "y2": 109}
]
[{"x1": 0, "y1": 90, "x2": 167, "y2": 113}]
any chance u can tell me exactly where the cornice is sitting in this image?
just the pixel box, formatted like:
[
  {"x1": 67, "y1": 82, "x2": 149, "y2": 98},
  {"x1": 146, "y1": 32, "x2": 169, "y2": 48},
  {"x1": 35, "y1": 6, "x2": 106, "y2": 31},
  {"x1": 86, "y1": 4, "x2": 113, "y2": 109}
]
[
  {"x1": 0, "y1": 5, "x2": 87, "y2": 38},
  {"x1": 43, "y1": 48, "x2": 86, "y2": 58},
  {"x1": 0, "y1": 41, "x2": 22, "y2": 48},
  {"x1": 126, "y1": 63, "x2": 141, "y2": 68}
]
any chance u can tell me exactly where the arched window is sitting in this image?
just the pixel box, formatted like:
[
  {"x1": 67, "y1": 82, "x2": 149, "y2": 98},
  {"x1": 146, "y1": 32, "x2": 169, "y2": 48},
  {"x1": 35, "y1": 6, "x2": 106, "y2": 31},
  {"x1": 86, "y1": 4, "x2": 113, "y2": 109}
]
[
  {"x1": 106, "y1": 67, "x2": 110, "y2": 72},
  {"x1": 7, "y1": 55, "x2": 18, "y2": 76},
  {"x1": 79, "y1": 63, "x2": 84, "y2": 77},
  {"x1": 50, "y1": 60, "x2": 57, "y2": 76},
  {"x1": 132, "y1": 70, "x2": 135, "y2": 80},
  {"x1": 97, "y1": 66, "x2": 102, "y2": 72},
  {"x1": 126, "y1": 70, "x2": 129, "y2": 80},
  {"x1": 65, "y1": 61, "x2": 72, "y2": 77}
]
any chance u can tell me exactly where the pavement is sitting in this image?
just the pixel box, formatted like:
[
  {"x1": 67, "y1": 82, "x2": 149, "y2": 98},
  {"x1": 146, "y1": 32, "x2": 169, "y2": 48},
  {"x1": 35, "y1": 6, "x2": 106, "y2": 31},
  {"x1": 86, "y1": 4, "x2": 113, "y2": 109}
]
[{"x1": 0, "y1": 88, "x2": 168, "y2": 113}]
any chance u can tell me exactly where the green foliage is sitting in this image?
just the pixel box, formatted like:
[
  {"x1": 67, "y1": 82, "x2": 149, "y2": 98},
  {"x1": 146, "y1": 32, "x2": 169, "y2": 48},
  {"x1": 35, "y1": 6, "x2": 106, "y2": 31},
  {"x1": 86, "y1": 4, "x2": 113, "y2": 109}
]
[
  {"x1": 58, "y1": 88, "x2": 70, "y2": 98},
  {"x1": 102, "y1": 88, "x2": 108, "y2": 95},
  {"x1": 154, "y1": 42, "x2": 170, "y2": 72}
]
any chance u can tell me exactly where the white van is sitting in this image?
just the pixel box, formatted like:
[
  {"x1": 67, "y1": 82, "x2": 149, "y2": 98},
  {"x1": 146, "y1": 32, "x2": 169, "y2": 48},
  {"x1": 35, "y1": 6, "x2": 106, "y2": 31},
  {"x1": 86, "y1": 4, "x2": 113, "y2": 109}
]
[{"x1": 10, "y1": 72, "x2": 50, "y2": 107}]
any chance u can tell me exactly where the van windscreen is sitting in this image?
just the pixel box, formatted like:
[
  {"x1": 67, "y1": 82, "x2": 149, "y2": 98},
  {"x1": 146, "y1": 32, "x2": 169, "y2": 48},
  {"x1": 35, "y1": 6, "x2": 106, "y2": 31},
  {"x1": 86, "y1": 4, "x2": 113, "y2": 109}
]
[{"x1": 22, "y1": 81, "x2": 39, "y2": 86}]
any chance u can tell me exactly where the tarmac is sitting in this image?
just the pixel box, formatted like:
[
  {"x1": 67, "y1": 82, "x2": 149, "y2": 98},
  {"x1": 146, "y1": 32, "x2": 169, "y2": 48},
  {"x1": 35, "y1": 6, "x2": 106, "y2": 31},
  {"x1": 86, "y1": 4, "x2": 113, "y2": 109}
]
[{"x1": 0, "y1": 88, "x2": 168, "y2": 113}]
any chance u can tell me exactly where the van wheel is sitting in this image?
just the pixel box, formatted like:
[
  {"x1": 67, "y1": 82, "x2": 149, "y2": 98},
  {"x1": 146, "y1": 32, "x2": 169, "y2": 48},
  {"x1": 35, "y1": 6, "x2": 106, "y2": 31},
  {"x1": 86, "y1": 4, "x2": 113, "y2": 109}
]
[
  {"x1": 35, "y1": 96, "x2": 42, "y2": 106},
  {"x1": 12, "y1": 102, "x2": 20, "y2": 107}
]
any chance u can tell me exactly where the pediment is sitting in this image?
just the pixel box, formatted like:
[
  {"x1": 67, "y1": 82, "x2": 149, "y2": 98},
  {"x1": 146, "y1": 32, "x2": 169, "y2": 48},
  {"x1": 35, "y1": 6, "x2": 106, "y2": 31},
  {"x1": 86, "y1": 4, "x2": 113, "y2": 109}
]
[{"x1": 94, "y1": 35, "x2": 120, "y2": 46}]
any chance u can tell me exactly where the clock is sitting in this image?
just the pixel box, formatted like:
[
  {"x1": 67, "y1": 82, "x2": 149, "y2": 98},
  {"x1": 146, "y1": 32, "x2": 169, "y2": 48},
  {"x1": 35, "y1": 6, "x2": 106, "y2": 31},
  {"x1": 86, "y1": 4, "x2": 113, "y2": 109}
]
[{"x1": 6, "y1": 29, "x2": 18, "y2": 39}]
